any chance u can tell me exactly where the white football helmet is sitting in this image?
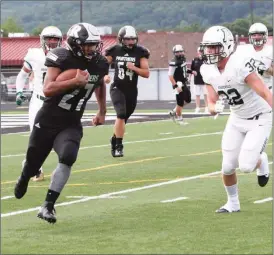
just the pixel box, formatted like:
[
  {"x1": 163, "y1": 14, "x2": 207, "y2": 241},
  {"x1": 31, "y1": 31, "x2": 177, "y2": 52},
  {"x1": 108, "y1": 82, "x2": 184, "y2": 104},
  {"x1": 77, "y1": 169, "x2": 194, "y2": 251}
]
[
  {"x1": 248, "y1": 23, "x2": 268, "y2": 46},
  {"x1": 118, "y1": 25, "x2": 138, "y2": 48},
  {"x1": 40, "y1": 26, "x2": 62, "y2": 53},
  {"x1": 173, "y1": 44, "x2": 185, "y2": 59},
  {"x1": 200, "y1": 26, "x2": 235, "y2": 64}
]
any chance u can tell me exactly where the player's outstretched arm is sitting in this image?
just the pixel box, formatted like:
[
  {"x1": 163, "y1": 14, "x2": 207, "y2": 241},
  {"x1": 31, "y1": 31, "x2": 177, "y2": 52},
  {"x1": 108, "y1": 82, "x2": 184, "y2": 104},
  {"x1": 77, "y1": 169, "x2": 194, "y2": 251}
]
[
  {"x1": 43, "y1": 68, "x2": 88, "y2": 97},
  {"x1": 245, "y1": 72, "x2": 272, "y2": 107},
  {"x1": 126, "y1": 58, "x2": 150, "y2": 78}
]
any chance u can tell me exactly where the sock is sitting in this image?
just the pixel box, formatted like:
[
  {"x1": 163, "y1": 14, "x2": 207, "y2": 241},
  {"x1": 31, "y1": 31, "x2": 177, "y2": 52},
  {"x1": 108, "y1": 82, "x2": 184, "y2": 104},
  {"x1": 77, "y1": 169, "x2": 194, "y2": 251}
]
[
  {"x1": 49, "y1": 163, "x2": 71, "y2": 194},
  {"x1": 45, "y1": 189, "x2": 60, "y2": 204},
  {"x1": 177, "y1": 115, "x2": 183, "y2": 121},
  {"x1": 257, "y1": 152, "x2": 269, "y2": 176},
  {"x1": 224, "y1": 184, "x2": 240, "y2": 206},
  {"x1": 116, "y1": 138, "x2": 123, "y2": 145}
]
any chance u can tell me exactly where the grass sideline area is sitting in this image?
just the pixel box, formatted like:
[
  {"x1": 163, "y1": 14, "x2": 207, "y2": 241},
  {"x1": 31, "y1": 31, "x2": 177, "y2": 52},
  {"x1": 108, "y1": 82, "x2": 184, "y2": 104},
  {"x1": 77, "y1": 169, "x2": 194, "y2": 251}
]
[{"x1": 1, "y1": 116, "x2": 272, "y2": 254}]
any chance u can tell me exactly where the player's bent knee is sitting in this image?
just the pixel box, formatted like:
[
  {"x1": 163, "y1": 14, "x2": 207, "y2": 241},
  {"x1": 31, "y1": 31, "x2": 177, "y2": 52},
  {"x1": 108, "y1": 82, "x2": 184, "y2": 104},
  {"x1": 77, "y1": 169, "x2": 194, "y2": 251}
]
[
  {"x1": 58, "y1": 142, "x2": 79, "y2": 166},
  {"x1": 221, "y1": 163, "x2": 236, "y2": 175}
]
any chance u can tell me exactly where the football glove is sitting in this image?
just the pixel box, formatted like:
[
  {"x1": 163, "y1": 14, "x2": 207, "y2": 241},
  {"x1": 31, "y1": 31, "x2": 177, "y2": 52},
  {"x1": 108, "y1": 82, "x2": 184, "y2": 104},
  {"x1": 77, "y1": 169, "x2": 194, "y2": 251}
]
[
  {"x1": 257, "y1": 63, "x2": 267, "y2": 76},
  {"x1": 16, "y1": 92, "x2": 27, "y2": 106},
  {"x1": 214, "y1": 100, "x2": 225, "y2": 113},
  {"x1": 173, "y1": 81, "x2": 183, "y2": 94}
]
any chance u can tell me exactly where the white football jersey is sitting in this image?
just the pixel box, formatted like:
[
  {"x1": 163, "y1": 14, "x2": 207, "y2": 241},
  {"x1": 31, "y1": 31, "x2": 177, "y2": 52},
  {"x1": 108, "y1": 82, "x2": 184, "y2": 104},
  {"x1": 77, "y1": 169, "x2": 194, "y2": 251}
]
[
  {"x1": 237, "y1": 44, "x2": 273, "y2": 90},
  {"x1": 24, "y1": 48, "x2": 47, "y2": 96},
  {"x1": 200, "y1": 48, "x2": 271, "y2": 119}
]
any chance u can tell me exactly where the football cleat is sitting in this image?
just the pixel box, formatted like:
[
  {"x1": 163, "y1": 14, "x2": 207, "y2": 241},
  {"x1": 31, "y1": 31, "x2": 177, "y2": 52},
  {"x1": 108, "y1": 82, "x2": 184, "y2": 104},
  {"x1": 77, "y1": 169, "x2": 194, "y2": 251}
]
[
  {"x1": 215, "y1": 203, "x2": 240, "y2": 213},
  {"x1": 32, "y1": 170, "x2": 44, "y2": 182},
  {"x1": 37, "y1": 202, "x2": 57, "y2": 224},
  {"x1": 257, "y1": 152, "x2": 270, "y2": 187},
  {"x1": 14, "y1": 174, "x2": 30, "y2": 199},
  {"x1": 169, "y1": 110, "x2": 176, "y2": 123},
  {"x1": 113, "y1": 144, "x2": 124, "y2": 157},
  {"x1": 257, "y1": 174, "x2": 269, "y2": 187}
]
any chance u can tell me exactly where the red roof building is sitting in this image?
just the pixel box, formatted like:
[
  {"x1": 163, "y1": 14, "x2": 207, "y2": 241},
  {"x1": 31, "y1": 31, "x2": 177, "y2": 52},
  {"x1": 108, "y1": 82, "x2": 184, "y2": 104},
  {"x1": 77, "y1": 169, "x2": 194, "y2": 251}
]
[{"x1": 1, "y1": 35, "x2": 117, "y2": 67}]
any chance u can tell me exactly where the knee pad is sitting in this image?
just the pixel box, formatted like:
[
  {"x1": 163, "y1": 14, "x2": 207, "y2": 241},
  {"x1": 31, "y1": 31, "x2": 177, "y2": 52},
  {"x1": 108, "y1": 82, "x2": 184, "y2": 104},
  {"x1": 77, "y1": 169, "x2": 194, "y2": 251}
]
[
  {"x1": 58, "y1": 141, "x2": 79, "y2": 167},
  {"x1": 239, "y1": 162, "x2": 256, "y2": 173},
  {"x1": 221, "y1": 162, "x2": 236, "y2": 175}
]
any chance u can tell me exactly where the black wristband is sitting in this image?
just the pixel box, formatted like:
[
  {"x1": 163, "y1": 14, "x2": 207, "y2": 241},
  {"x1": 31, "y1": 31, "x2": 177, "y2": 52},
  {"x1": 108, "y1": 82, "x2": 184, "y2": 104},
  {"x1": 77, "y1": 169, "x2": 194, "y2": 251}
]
[{"x1": 172, "y1": 84, "x2": 178, "y2": 89}]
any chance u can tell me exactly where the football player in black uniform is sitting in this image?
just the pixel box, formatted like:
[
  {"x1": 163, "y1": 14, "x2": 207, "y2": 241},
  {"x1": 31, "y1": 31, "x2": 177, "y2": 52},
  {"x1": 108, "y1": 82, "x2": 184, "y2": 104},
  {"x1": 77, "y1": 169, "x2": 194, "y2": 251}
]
[
  {"x1": 168, "y1": 44, "x2": 192, "y2": 124},
  {"x1": 14, "y1": 23, "x2": 109, "y2": 224},
  {"x1": 105, "y1": 25, "x2": 150, "y2": 157},
  {"x1": 190, "y1": 47, "x2": 208, "y2": 113}
]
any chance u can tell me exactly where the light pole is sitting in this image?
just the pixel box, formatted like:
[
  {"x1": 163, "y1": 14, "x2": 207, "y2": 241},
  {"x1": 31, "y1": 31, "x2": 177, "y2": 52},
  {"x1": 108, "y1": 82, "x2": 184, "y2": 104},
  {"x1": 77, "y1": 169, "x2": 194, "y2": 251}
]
[
  {"x1": 250, "y1": 0, "x2": 254, "y2": 25},
  {"x1": 80, "y1": 0, "x2": 83, "y2": 22}
]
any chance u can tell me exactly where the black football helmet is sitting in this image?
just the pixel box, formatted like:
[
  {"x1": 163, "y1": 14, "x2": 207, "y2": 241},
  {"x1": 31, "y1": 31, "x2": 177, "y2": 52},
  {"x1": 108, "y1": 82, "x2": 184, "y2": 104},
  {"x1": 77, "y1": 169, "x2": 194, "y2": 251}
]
[
  {"x1": 66, "y1": 23, "x2": 103, "y2": 61},
  {"x1": 118, "y1": 25, "x2": 138, "y2": 49}
]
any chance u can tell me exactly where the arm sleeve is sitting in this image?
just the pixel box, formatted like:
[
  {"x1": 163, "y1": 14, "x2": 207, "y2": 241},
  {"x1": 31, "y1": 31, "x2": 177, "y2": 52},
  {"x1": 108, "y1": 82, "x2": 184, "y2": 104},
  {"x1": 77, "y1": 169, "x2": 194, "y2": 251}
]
[
  {"x1": 16, "y1": 68, "x2": 30, "y2": 93},
  {"x1": 168, "y1": 65, "x2": 176, "y2": 76}
]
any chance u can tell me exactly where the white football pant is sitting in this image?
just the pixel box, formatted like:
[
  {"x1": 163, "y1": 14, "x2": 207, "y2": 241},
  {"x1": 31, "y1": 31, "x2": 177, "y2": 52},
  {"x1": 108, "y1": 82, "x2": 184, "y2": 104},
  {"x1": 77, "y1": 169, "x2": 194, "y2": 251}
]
[{"x1": 221, "y1": 112, "x2": 272, "y2": 175}]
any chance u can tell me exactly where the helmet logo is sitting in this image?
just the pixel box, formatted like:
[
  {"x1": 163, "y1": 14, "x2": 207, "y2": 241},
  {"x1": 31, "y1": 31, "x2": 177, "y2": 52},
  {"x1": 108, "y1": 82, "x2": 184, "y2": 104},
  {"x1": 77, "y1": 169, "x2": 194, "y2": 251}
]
[{"x1": 220, "y1": 28, "x2": 227, "y2": 43}]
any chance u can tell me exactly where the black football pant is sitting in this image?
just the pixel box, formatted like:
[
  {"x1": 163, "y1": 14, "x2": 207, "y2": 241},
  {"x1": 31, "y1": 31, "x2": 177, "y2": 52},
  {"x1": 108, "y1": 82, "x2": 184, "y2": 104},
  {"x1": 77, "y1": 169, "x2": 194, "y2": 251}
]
[
  {"x1": 176, "y1": 85, "x2": 191, "y2": 107},
  {"x1": 110, "y1": 84, "x2": 137, "y2": 123},
  {"x1": 22, "y1": 123, "x2": 83, "y2": 178}
]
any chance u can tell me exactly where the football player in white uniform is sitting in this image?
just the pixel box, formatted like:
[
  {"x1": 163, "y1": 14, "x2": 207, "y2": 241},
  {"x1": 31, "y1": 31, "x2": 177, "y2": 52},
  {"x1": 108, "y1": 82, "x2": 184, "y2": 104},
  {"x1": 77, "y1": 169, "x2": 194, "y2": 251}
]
[
  {"x1": 200, "y1": 26, "x2": 272, "y2": 213},
  {"x1": 238, "y1": 23, "x2": 273, "y2": 92},
  {"x1": 16, "y1": 26, "x2": 62, "y2": 181}
]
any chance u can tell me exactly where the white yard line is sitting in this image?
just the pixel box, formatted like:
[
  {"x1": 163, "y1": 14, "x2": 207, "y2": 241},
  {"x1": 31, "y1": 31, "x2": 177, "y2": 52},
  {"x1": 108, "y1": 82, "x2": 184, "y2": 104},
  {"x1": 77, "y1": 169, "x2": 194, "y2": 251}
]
[
  {"x1": 66, "y1": 195, "x2": 126, "y2": 199},
  {"x1": 1, "y1": 196, "x2": 15, "y2": 200},
  {"x1": 160, "y1": 197, "x2": 189, "y2": 203},
  {"x1": 253, "y1": 197, "x2": 273, "y2": 204},
  {"x1": 1, "y1": 131, "x2": 222, "y2": 158},
  {"x1": 1, "y1": 170, "x2": 220, "y2": 218},
  {"x1": 2, "y1": 162, "x2": 273, "y2": 218}
]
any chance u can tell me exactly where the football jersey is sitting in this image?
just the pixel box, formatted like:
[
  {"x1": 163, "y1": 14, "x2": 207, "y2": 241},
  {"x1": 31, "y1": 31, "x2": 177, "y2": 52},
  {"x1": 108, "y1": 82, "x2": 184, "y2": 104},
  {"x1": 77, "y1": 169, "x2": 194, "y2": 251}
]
[
  {"x1": 168, "y1": 57, "x2": 188, "y2": 84},
  {"x1": 24, "y1": 48, "x2": 47, "y2": 96},
  {"x1": 200, "y1": 48, "x2": 271, "y2": 119},
  {"x1": 38, "y1": 47, "x2": 109, "y2": 127},
  {"x1": 105, "y1": 44, "x2": 150, "y2": 90},
  {"x1": 237, "y1": 44, "x2": 273, "y2": 90}
]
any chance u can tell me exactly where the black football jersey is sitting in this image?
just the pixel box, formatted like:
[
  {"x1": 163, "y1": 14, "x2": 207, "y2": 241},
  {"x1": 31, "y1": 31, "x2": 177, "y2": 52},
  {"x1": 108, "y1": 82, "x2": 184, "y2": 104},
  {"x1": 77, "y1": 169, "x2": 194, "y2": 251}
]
[
  {"x1": 169, "y1": 57, "x2": 188, "y2": 84},
  {"x1": 39, "y1": 47, "x2": 109, "y2": 127},
  {"x1": 190, "y1": 57, "x2": 204, "y2": 85},
  {"x1": 105, "y1": 44, "x2": 150, "y2": 90}
]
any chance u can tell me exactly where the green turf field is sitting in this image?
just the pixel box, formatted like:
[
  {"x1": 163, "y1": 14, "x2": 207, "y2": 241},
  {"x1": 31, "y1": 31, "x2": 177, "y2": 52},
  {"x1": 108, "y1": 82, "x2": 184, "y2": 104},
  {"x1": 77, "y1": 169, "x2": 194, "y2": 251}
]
[{"x1": 1, "y1": 116, "x2": 272, "y2": 254}]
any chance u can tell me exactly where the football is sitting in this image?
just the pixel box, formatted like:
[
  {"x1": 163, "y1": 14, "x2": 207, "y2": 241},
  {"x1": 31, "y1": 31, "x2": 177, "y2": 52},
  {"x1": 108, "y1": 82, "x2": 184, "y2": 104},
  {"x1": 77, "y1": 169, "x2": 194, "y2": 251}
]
[
  {"x1": 56, "y1": 69, "x2": 77, "y2": 82},
  {"x1": 56, "y1": 69, "x2": 89, "y2": 82}
]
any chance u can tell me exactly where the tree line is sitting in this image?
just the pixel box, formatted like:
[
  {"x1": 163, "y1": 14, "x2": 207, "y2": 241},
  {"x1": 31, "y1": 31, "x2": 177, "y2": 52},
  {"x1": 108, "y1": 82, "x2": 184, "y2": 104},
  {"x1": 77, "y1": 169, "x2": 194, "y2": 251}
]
[{"x1": 1, "y1": 1, "x2": 272, "y2": 36}]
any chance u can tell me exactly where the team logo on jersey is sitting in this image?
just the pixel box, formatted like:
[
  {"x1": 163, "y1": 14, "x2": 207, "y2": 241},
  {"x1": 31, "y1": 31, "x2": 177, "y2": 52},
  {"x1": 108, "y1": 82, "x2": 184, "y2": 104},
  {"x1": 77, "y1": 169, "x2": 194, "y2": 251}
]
[
  {"x1": 116, "y1": 56, "x2": 136, "y2": 62},
  {"x1": 88, "y1": 75, "x2": 99, "y2": 83}
]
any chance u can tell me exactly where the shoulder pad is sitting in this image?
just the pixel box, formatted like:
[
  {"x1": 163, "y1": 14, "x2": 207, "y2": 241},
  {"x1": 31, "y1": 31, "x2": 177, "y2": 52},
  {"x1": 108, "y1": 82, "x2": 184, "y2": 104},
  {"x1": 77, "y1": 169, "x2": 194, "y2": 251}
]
[
  {"x1": 45, "y1": 47, "x2": 70, "y2": 68},
  {"x1": 137, "y1": 45, "x2": 150, "y2": 59},
  {"x1": 24, "y1": 48, "x2": 42, "y2": 63},
  {"x1": 105, "y1": 44, "x2": 119, "y2": 57}
]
